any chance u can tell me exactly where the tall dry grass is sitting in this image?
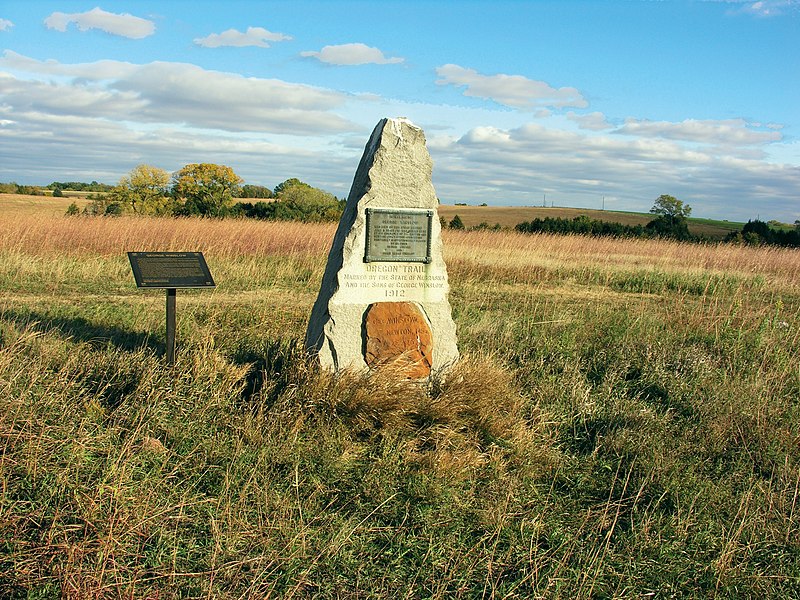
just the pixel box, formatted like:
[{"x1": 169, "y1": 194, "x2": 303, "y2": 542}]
[
  {"x1": 0, "y1": 214, "x2": 332, "y2": 259},
  {"x1": 444, "y1": 228, "x2": 800, "y2": 287},
  {"x1": 3, "y1": 213, "x2": 797, "y2": 285}
]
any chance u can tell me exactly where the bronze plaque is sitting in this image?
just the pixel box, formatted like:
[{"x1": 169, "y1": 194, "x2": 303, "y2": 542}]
[
  {"x1": 364, "y1": 302, "x2": 432, "y2": 378},
  {"x1": 128, "y1": 252, "x2": 215, "y2": 288},
  {"x1": 364, "y1": 208, "x2": 433, "y2": 263}
]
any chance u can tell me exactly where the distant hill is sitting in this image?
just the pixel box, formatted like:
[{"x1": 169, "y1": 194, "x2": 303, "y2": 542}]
[{"x1": 437, "y1": 205, "x2": 744, "y2": 240}]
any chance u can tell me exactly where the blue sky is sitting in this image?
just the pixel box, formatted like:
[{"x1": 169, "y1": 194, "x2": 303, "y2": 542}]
[{"x1": 0, "y1": 0, "x2": 798, "y2": 221}]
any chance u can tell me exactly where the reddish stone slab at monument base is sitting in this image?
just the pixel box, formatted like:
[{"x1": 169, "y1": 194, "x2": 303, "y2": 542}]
[{"x1": 364, "y1": 302, "x2": 433, "y2": 378}]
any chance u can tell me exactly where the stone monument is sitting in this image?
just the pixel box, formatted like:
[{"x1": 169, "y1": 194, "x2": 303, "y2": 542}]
[{"x1": 305, "y1": 117, "x2": 458, "y2": 378}]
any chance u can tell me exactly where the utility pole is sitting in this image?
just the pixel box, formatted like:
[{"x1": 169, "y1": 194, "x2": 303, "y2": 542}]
[{"x1": 602, "y1": 195, "x2": 605, "y2": 211}]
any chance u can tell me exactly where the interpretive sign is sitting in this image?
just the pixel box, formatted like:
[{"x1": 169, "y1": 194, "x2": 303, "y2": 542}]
[
  {"x1": 365, "y1": 208, "x2": 433, "y2": 263},
  {"x1": 128, "y1": 252, "x2": 215, "y2": 288},
  {"x1": 127, "y1": 251, "x2": 215, "y2": 365}
]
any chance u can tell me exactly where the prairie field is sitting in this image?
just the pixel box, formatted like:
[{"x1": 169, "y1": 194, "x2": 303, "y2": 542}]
[
  {"x1": 0, "y1": 194, "x2": 91, "y2": 217},
  {"x1": 437, "y1": 204, "x2": 742, "y2": 239},
  {"x1": 1, "y1": 210, "x2": 799, "y2": 598}
]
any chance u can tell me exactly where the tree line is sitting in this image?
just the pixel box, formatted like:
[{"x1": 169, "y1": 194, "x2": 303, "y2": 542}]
[
  {"x1": 512, "y1": 194, "x2": 799, "y2": 248},
  {"x1": 5, "y1": 173, "x2": 797, "y2": 247},
  {"x1": 61, "y1": 164, "x2": 344, "y2": 223}
]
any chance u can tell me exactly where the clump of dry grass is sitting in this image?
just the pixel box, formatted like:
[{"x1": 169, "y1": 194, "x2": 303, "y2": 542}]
[{"x1": 242, "y1": 348, "x2": 556, "y2": 483}]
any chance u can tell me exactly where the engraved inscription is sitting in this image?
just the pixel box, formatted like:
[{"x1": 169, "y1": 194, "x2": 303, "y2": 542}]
[
  {"x1": 339, "y1": 263, "x2": 446, "y2": 300},
  {"x1": 365, "y1": 208, "x2": 432, "y2": 263},
  {"x1": 364, "y1": 302, "x2": 432, "y2": 378}
]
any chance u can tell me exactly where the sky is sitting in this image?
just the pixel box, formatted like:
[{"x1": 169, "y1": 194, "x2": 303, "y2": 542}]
[{"x1": 0, "y1": 0, "x2": 798, "y2": 222}]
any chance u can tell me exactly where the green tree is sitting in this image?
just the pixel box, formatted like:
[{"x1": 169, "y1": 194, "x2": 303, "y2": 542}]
[
  {"x1": 273, "y1": 178, "x2": 304, "y2": 196},
  {"x1": 650, "y1": 194, "x2": 691, "y2": 218},
  {"x1": 109, "y1": 164, "x2": 173, "y2": 215},
  {"x1": 240, "y1": 184, "x2": 273, "y2": 199},
  {"x1": 276, "y1": 184, "x2": 342, "y2": 222},
  {"x1": 645, "y1": 194, "x2": 692, "y2": 240},
  {"x1": 645, "y1": 215, "x2": 691, "y2": 240},
  {"x1": 65, "y1": 202, "x2": 80, "y2": 216},
  {"x1": 239, "y1": 179, "x2": 343, "y2": 222},
  {"x1": 172, "y1": 163, "x2": 243, "y2": 217},
  {"x1": 449, "y1": 215, "x2": 465, "y2": 230}
]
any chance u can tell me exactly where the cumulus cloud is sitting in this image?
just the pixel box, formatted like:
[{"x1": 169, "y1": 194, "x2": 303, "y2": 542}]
[
  {"x1": 567, "y1": 111, "x2": 612, "y2": 131},
  {"x1": 425, "y1": 120, "x2": 799, "y2": 221},
  {"x1": 0, "y1": 105, "x2": 357, "y2": 191},
  {"x1": 194, "y1": 27, "x2": 292, "y2": 48},
  {"x1": 615, "y1": 118, "x2": 782, "y2": 146},
  {"x1": 44, "y1": 7, "x2": 155, "y2": 39},
  {"x1": 1, "y1": 50, "x2": 139, "y2": 80},
  {"x1": 0, "y1": 18, "x2": 13, "y2": 31},
  {"x1": 435, "y1": 64, "x2": 587, "y2": 110},
  {"x1": 301, "y1": 43, "x2": 404, "y2": 65},
  {"x1": 0, "y1": 52, "x2": 355, "y2": 135}
]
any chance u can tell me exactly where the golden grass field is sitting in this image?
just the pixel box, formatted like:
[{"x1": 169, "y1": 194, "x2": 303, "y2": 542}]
[
  {"x1": 0, "y1": 193, "x2": 91, "y2": 216},
  {"x1": 1, "y1": 196, "x2": 799, "y2": 597}
]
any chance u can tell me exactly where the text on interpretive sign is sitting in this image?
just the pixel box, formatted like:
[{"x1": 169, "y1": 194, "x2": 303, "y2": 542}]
[{"x1": 128, "y1": 252, "x2": 215, "y2": 288}]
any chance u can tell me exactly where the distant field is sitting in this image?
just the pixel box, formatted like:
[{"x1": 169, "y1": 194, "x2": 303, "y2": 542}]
[
  {"x1": 0, "y1": 193, "x2": 90, "y2": 216},
  {"x1": 438, "y1": 204, "x2": 744, "y2": 239},
  {"x1": 1, "y1": 194, "x2": 745, "y2": 240}
]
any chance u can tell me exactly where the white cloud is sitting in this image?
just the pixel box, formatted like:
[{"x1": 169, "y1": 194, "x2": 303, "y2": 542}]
[
  {"x1": 1, "y1": 51, "x2": 797, "y2": 221},
  {"x1": 301, "y1": 43, "x2": 404, "y2": 65},
  {"x1": 425, "y1": 120, "x2": 799, "y2": 221},
  {"x1": 728, "y1": 0, "x2": 799, "y2": 17},
  {"x1": 435, "y1": 64, "x2": 588, "y2": 110},
  {"x1": 194, "y1": 27, "x2": 292, "y2": 48},
  {"x1": 1, "y1": 50, "x2": 138, "y2": 80},
  {"x1": 567, "y1": 111, "x2": 612, "y2": 131},
  {"x1": 615, "y1": 118, "x2": 781, "y2": 146},
  {"x1": 44, "y1": 7, "x2": 155, "y2": 39},
  {"x1": 0, "y1": 106, "x2": 358, "y2": 189},
  {"x1": 0, "y1": 53, "x2": 356, "y2": 135},
  {"x1": 0, "y1": 18, "x2": 13, "y2": 31}
]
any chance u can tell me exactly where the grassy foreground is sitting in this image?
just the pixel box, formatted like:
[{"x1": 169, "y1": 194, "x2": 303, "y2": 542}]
[{"x1": 1, "y1": 213, "x2": 799, "y2": 598}]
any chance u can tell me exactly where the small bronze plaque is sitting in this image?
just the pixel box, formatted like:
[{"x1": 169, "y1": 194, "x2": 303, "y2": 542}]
[
  {"x1": 128, "y1": 252, "x2": 215, "y2": 288},
  {"x1": 365, "y1": 208, "x2": 433, "y2": 263},
  {"x1": 364, "y1": 302, "x2": 433, "y2": 378}
]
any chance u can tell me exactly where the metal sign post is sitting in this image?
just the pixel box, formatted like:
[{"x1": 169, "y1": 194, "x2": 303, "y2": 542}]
[
  {"x1": 166, "y1": 288, "x2": 177, "y2": 365},
  {"x1": 127, "y1": 252, "x2": 215, "y2": 365}
]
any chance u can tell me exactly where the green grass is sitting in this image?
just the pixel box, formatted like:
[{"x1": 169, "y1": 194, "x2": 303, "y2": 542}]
[{"x1": 1, "y1": 217, "x2": 799, "y2": 597}]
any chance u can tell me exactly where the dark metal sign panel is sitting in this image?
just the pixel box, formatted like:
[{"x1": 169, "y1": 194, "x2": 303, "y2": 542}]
[
  {"x1": 364, "y1": 208, "x2": 433, "y2": 263},
  {"x1": 128, "y1": 252, "x2": 215, "y2": 288}
]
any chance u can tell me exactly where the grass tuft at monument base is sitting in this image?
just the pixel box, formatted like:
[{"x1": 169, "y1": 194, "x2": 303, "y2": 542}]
[{"x1": 1, "y1": 214, "x2": 799, "y2": 597}]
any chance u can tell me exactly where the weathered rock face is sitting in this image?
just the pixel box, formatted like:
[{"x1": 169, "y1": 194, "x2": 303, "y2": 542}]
[
  {"x1": 305, "y1": 117, "x2": 458, "y2": 376},
  {"x1": 364, "y1": 301, "x2": 433, "y2": 378}
]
